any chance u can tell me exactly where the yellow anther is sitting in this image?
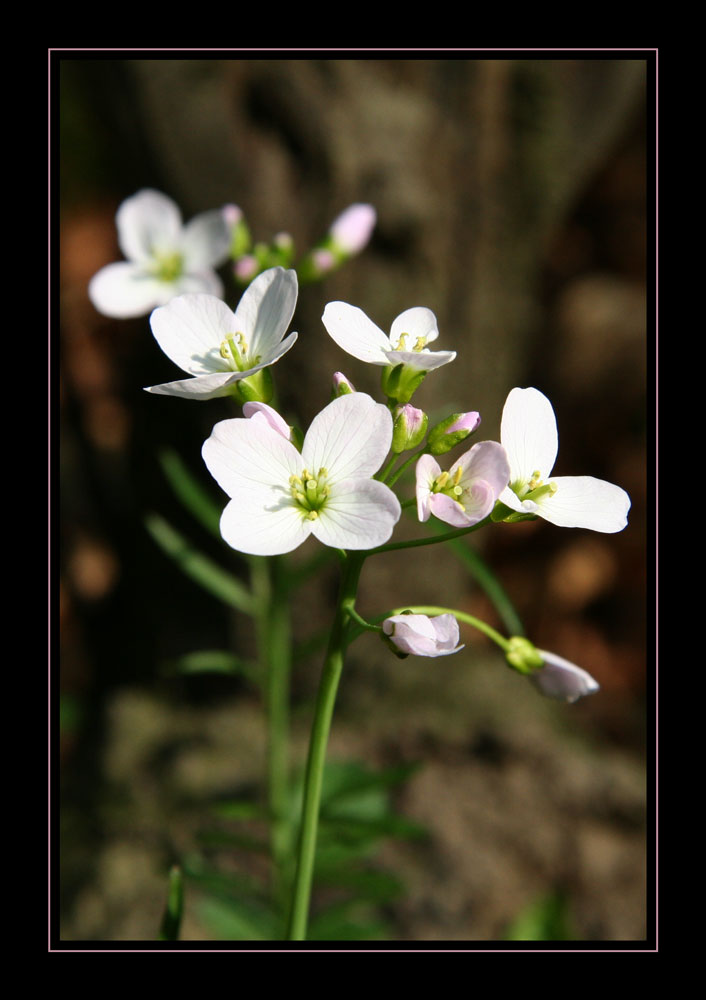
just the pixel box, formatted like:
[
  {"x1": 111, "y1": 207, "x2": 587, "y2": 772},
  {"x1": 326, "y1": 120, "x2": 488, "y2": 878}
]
[
  {"x1": 394, "y1": 333, "x2": 408, "y2": 351},
  {"x1": 453, "y1": 466, "x2": 463, "y2": 486},
  {"x1": 318, "y1": 468, "x2": 328, "y2": 477},
  {"x1": 306, "y1": 510, "x2": 319, "y2": 520},
  {"x1": 436, "y1": 471, "x2": 449, "y2": 489},
  {"x1": 413, "y1": 336, "x2": 427, "y2": 351}
]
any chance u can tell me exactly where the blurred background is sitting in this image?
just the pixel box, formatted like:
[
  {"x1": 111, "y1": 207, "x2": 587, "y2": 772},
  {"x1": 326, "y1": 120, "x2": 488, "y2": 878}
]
[{"x1": 58, "y1": 55, "x2": 651, "y2": 944}]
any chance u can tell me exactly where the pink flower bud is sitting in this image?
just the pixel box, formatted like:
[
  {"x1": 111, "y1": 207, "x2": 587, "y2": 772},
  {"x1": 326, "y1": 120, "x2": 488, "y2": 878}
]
[
  {"x1": 234, "y1": 255, "x2": 258, "y2": 281},
  {"x1": 332, "y1": 372, "x2": 356, "y2": 396},
  {"x1": 329, "y1": 204, "x2": 376, "y2": 254},
  {"x1": 312, "y1": 249, "x2": 336, "y2": 274},
  {"x1": 531, "y1": 650, "x2": 600, "y2": 703},
  {"x1": 383, "y1": 614, "x2": 463, "y2": 657},
  {"x1": 243, "y1": 401, "x2": 292, "y2": 440},
  {"x1": 223, "y1": 204, "x2": 243, "y2": 226}
]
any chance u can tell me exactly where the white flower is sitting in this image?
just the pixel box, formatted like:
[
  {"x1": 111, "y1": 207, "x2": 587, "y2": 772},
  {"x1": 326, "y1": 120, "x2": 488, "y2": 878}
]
[
  {"x1": 144, "y1": 267, "x2": 298, "y2": 400},
  {"x1": 201, "y1": 393, "x2": 401, "y2": 556},
  {"x1": 382, "y1": 614, "x2": 464, "y2": 657},
  {"x1": 530, "y1": 650, "x2": 600, "y2": 703},
  {"x1": 242, "y1": 401, "x2": 292, "y2": 440},
  {"x1": 416, "y1": 441, "x2": 510, "y2": 528},
  {"x1": 499, "y1": 387, "x2": 631, "y2": 533},
  {"x1": 89, "y1": 189, "x2": 232, "y2": 318},
  {"x1": 321, "y1": 302, "x2": 456, "y2": 372}
]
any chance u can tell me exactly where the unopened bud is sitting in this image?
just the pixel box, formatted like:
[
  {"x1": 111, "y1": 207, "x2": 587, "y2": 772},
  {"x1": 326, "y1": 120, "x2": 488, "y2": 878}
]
[
  {"x1": 329, "y1": 203, "x2": 376, "y2": 255},
  {"x1": 392, "y1": 404, "x2": 428, "y2": 453},
  {"x1": 428, "y1": 411, "x2": 481, "y2": 455},
  {"x1": 332, "y1": 372, "x2": 356, "y2": 397}
]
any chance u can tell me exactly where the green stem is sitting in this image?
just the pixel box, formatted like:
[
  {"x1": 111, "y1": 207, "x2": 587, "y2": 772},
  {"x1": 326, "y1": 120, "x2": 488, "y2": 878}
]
[
  {"x1": 251, "y1": 556, "x2": 292, "y2": 916},
  {"x1": 386, "y1": 447, "x2": 426, "y2": 488},
  {"x1": 367, "y1": 515, "x2": 491, "y2": 556},
  {"x1": 287, "y1": 551, "x2": 365, "y2": 941}
]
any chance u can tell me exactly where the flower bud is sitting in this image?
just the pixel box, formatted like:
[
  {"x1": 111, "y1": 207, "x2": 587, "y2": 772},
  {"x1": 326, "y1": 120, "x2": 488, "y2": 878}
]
[
  {"x1": 234, "y1": 254, "x2": 259, "y2": 283},
  {"x1": 382, "y1": 613, "x2": 464, "y2": 658},
  {"x1": 329, "y1": 203, "x2": 376, "y2": 255},
  {"x1": 392, "y1": 404, "x2": 428, "y2": 453},
  {"x1": 332, "y1": 372, "x2": 356, "y2": 398},
  {"x1": 243, "y1": 401, "x2": 292, "y2": 440},
  {"x1": 427, "y1": 411, "x2": 481, "y2": 455}
]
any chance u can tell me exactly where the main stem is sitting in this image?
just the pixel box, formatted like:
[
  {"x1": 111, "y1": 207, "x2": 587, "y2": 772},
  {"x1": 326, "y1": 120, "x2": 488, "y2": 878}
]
[{"x1": 287, "y1": 551, "x2": 364, "y2": 941}]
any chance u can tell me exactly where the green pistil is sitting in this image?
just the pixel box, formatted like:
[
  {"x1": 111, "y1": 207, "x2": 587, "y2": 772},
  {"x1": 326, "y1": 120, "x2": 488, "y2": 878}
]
[
  {"x1": 153, "y1": 251, "x2": 184, "y2": 283},
  {"x1": 514, "y1": 471, "x2": 558, "y2": 504},
  {"x1": 220, "y1": 332, "x2": 259, "y2": 373},
  {"x1": 291, "y1": 468, "x2": 330, "y2": 520}
]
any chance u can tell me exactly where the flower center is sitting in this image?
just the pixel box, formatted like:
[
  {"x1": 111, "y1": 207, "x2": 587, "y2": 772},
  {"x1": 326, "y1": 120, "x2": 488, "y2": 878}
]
[
  {"x1": 392, "y1": 331, "x2": 429, "y2": 352},
  {"x1": 220, "y1": 333, "x2": 260, "y2": 372},
  {"x1": 290, "y1": 468, "x2": 330, "y2": 521},
  {"x1": 152, "y1": 251, "x2": 184, "y2": 283},
  {"x1": 431, "y1": 467, "x2": 466, "y2": 510},
  {"x1": 514, "y1": 470, "x2": 558, "y2": 503}
]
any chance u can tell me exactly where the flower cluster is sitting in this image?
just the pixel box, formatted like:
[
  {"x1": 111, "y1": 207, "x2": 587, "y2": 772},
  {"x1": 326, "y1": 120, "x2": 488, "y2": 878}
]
[{"x1": 91, "y1": 189, "x2": 631, "y2": 706}]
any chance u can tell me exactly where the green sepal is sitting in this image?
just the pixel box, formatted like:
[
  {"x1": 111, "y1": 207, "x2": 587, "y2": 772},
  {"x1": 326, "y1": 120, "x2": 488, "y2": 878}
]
[
  {"x1": 505, "y1": 636, "x2": 544, "y2": 675},
  {"x1": 230, "y1": 367, "x2": 274, "y2": 405}
]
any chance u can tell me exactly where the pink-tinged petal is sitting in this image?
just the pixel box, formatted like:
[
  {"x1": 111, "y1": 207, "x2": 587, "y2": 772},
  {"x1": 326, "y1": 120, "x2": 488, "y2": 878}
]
[
  {"x1": 428, "y1": 491, "x2": 474, "y2": 527},
  {"x1": 531, "y1": 650, "x2": 600, "y2": 702},
  {"x1": 243, "y1": 402, "x2": 292, "y2": 440},
  {"x1": 89, "y1": 262, "x2": 171, "y2": 319},
  {"x1": 501, "y1": 387, "x2": 558, "y2": 485},
  {"x1": 219, "y1": 495, "x2": 312, "y2": 556},
  {"x1": 446, "y1": 411, "x2": 481, "y2": 435},
  {"x1": 202, "y1": 416, "x2": 303, "y2": 501},
  {"x1": 389, "y1": 307, "x2": 439, "y2": 346},
  {"x1": 415, "y1": 454, "x2": 441, "y2": 522},
  {"x1": 383, "y1": 349, "x2": 456, "y2": 371},
  {"x1": 534, "y1": 476, "x2": 631, "y2": 533},
  {"x1": 149, "y1": 294, "x2": 235, "y2": 375},
  {"x1": 180, "y1": 208, "x2": 232, "y2": 270},
  {"x1": 322, "y1": 302, "x2": 392, "y2": 364},
  {"x1": 302, "y1": 393, "x2": 393, "y2": 483},
  {"x1": 329, "y1": 203, "x2": 376, "y2": 254},
  {"x1": 233, "y1": 267, "x2": 298, "y2": 359},
  {"x1": 451, "y1": 441, "x2": 511, "y2": 500},
  {"x1": 116, "y1": 189, "x2": 182, "y2": 264},
  {"x1": 144, "y1": 371, "x2": 246, "y2": 400},
  {"x1": 312, "y1": 478, "x2": 401, "y2": 550}
]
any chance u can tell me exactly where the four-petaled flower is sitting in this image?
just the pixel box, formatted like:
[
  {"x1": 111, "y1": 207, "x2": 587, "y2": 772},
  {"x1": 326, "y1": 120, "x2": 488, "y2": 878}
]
[
  {"x1": 416, "y1": 442, "x2": 510, "y2": 528},
  {"x1": 530, "y1": 650, "x2": 600, "y2": 703},
  {"x1": 144, "y1": 267, "x2": 298, "y2": 400},
  {"x1": 499, "y1": 387, "x2": 631, "y2": 532},
  {"x1": 89, "y1": 189, "x2": 232, "y2": 318},
  {"x1": 382, "y1": 614, "x2": 464, "y2": 657},
  {"x1": 321, "y1": 302, "x2": 456, "y2": 372},
  {"x1": 202, "y1": 393, "x2": 401, "y2": 555}
]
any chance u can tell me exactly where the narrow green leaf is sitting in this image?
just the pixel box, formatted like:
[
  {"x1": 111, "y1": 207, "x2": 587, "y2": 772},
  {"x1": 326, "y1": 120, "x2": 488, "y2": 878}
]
[
  {"x1": 145, "y1": 513, "x2": 254, "y2": 614},
  {"x1": 158, "y1": 865, "x2": 184, "y2": 941},
  {"x1": 169, "y1": 649, "x2": 258, "y2": 680},
  {"x1": 503, "y1": 891, "x2": 574, "y2": 941},
  {"x1": 196, "y1": 895, "x2": 279, "y2": 941},
  {"x1": 159, "y1": 448, "x2": 223, "y2": 537}
]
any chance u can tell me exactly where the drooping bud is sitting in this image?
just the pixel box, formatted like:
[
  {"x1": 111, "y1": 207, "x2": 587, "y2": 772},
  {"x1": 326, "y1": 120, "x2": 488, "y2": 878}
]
[
  {"x1": 332, "y1": 372, "x2": 356, "y2": 398},
  {"x1": 392, "y1": 404, "x2": 428, "y2": 453},
  {"x1": 224, "y1": 205, "x2": 251, "y2": 260},
  {"x1": 427, "y1": 411, "x2": 481, "y2": 455},
  {"x1": 530, "y1": 650, "x2": 600, "y2": 703},
  {"x1": 382, "y1": 612, "x2": 464, "y2": 658}
]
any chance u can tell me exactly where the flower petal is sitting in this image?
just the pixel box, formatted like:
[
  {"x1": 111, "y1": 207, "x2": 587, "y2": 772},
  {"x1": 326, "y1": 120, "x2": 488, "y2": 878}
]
[
  {"x1": 218, "y1": 496, "x2": 312, "y2": 555},
  {"x1": 89, "y1": 262, "x2": 171, "y2": 318},
  {"x1": 202, "y1": 415, "x2": 303, "y2": 500},
  {"x1": 149, "y1": 294, "x2": 235, "y2": 374},
  {"x1": 428, "y1": 490, "x2": 490, "y2": 527},
  {"x1": 389, "y1": 307, "x2": 439, "y2": 346},
  {"x1": 383, "y1": 349, "x2": 456, "y2": 371},
  {"x1": 302, "y1": 393, "x2": 393, "y2": 482},
  {"x1": 383, "y1": 613, "x2": 463, "y2": 656},
  {"x1": 322, "y1": 302, "x2": 392, "y2": 364},
  {"x1": 234, "y1": 267, "x2": 298, "y2": 359},
  {"x1": 116, "y1": 189, "x2": 182, "y2": 264},
  {"x1": 311, "y1": 478, "x2": 401, "y2": 550},
  {"x1": 415, "y1": 454, "x2": 440, "y2": 522},
  {"x1": 451, "y1": 440, "x2": 510, "y2": 500},
  {"x1": 534, "y1": 476, "x2": 631, "y2": 533},
  {"x1": 173, "y1": 269, "x2": 225, "y2": 299},
  {"x1": 532, "y1": 650, "x2": 600, "y2": 702},
  {"x1": 180, "y1": 209, "x2": 232, "y2": 270},
  {"x1": 144, "y1": 372, "x2": 245, "y2": 399},
  {"x1": 243, "y1": 401, "x2": 292, "y2": 439},
  {"x1": 501, "y1": 387, "x2": 558, "y2": 485}
]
